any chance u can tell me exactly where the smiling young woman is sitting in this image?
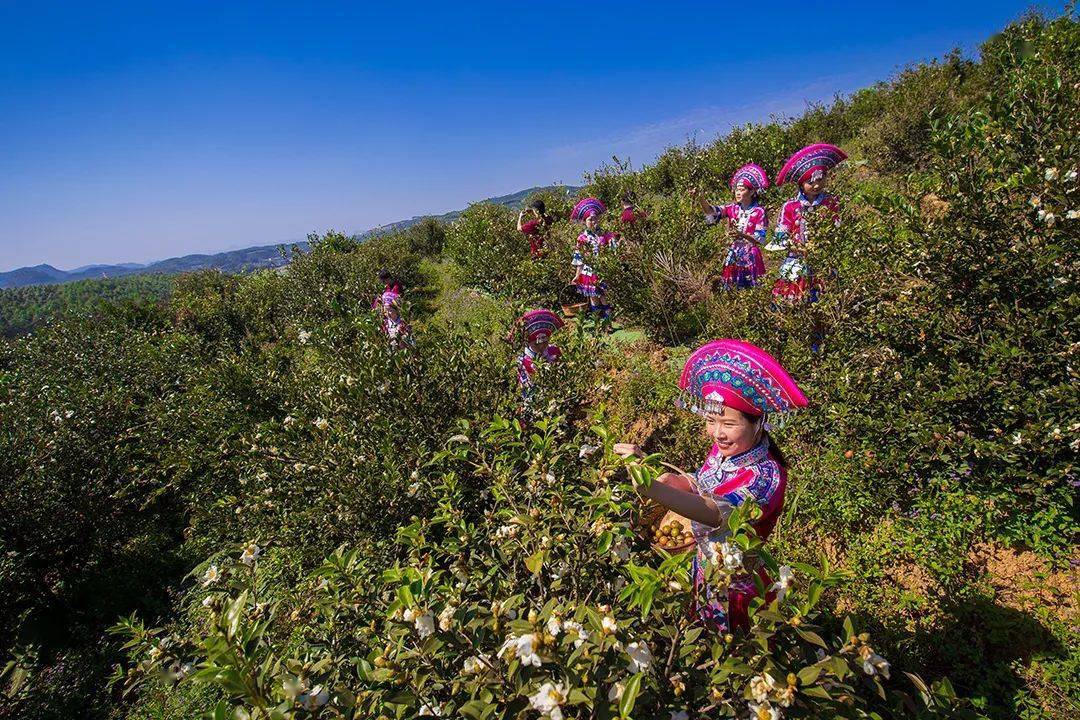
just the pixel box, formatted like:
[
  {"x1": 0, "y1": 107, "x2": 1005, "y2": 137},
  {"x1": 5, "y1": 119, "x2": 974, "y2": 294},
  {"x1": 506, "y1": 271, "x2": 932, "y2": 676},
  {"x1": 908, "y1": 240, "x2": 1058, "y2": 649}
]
[{"x1": 615, "y1": 339, "x2": 807, "y2": 632}]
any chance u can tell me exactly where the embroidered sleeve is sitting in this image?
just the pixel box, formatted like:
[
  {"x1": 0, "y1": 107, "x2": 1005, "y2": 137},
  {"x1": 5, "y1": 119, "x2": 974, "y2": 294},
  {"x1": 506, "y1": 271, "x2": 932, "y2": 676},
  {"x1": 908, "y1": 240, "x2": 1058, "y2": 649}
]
[
  {"x1": 571, "y1": 250, "x2": 583, "y2": 268},
  {"x1": 705, "y1": 204, "x2": 725, "y2": 225},
  {"x1": 712, "y1": 466, "x2": 781, "y2": 509},
  {"x1": 545, "y1": 345, "x2": 562, "y2": 361}
]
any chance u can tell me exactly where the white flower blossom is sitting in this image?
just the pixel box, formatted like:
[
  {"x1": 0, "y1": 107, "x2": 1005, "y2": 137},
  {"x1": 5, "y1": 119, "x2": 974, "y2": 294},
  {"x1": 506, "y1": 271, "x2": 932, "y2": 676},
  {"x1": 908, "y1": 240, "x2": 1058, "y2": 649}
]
[
  {"x1": 626, "y1": 641, "x2": 653, "y2": 673},
  {"x1": 298, "y1": 330, "x2": 311, "y2": 344},
  {"x1": 546, "y1": 616, "x2": 562, "y2": 636},
  {"x1": 748, "y1": 701, "x2": 782, "y2": 720},
  {"x1": 578, "y1": 443, "x2": 599, "y2": 458},
  {"x1": 240, "y1": 543, "x2": 261, "y2": 566},
  {"x1": 611, "y1": 539, "x2": 630, "y2": 563},
  {"x1": 562, "y1": 620, "x2": 586, "y2": 648},
  {"x1": 201, "y1": 564, "x2": 221, "y2": 587},
  {"x1": 438, "y1": 605, "x2": 456, "y2": 632},
  {"x1": 1066, "y1": 209, "x2": 1080, "y2": 220},
  {"x1": 770, "y1": 566, "x2": 795, "y2": 602},
  {"x1": 418, "y1": 702, "x2": 442, "y2": 716},
  {"x1": 720, "y1": 542, "x2": 743, "y2": 572},
  {"x1": 298, "y1": 685, "x2": 329, "y2": 710},
  {"x1": 462, "y1": 654, "x2": 489, "y2": 675},
  {"x1": 414, "y1": 612, "x2": 435, "y2": 639},
  {"x1": 496, "y1": 524, "x2": 520, "y2": 539},
  {"x1": 529, "y1": 682, "x2": 567, "y2": 720},
  {"x1": 1065, "y1": 169, "x2": 1077, "y2": 182},
  {"x1": 313, "y1": 417, "x2": 329, "y2": 431},
  {"x1": 601, "y1": 615, "x2": 618, "y2": 634},
  {"x1": 283, "y1": 415, "x2": 296, "y2": 426},
  {"x1": 1045, "y1": 167, "x2": 1059, "y2": 181},
  {"x1": 860, "y1": 648, "x2": 891, "y2": 679},
  {"x1": 402, "y1": 607, "x2": 417, "y2": 623},
  {"x1": 500, "y1": 633, "x2": 542, "y2": 667},
  {"x1": 607, "y1": 681, "x2": 625, "y2": 701},
  {"x1": 545, "y1": 471, "x2": 556, "y2": 484},
  {"x1": 749, "y1": 674, "x2": 777, "y2": 703}
]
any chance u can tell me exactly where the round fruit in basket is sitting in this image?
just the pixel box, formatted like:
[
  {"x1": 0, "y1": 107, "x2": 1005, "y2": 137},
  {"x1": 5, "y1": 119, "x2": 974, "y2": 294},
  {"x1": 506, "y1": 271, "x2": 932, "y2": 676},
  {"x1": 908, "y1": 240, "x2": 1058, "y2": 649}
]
[{"x1": 651, "y1": 512, "x2": 696, "y2": 552}]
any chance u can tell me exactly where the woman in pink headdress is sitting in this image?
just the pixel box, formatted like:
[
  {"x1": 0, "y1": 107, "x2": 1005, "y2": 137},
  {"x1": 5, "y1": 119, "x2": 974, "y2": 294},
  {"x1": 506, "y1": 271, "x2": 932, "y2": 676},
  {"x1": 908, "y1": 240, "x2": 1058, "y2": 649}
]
[
  {"x1": 692, "y1": 164, "x2": 769, "y2": 289},
  {"x1": 770, "y1": 143, "x2": 846, "y2": 303},
  {"x1": 570, "y1": 197, "x2": 618, "y2": 328},
  {"x1": 373, "y1": 269, "x2": 411, "y2": 347},
  {"x1": 616, "y1": 339, "x2": 808, "y2": 632},
  {"x1": 511, "y1": 309, "x2": 564, "y2": 413}
]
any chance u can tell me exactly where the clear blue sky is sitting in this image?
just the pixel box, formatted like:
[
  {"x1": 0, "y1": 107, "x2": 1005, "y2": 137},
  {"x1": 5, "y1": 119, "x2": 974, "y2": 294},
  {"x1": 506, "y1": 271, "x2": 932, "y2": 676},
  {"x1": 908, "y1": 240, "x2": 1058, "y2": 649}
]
[{"x1": 0, "y1": 1, "x2": 1038, "y2": 271}]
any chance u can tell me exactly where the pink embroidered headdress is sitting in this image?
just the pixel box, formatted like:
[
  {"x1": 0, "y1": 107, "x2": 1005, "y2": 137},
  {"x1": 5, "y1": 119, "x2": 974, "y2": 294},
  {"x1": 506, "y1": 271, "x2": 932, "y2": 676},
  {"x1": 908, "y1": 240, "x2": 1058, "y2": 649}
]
[
  {"x1": 730, "y1": 163, "x2": 770, "y2": 192},
  {"x1": 677, "y1": 339, "x2": 808, "y2": 420},
  {"x1": 776, "y1": 144, "x2": 847, "y2": 186},
  {"x1": 570, "y1": 197, "x2": 607, "y2": 222},
  {"x1": 521, "y1": 309, "x2": 564, "y2": 343}
]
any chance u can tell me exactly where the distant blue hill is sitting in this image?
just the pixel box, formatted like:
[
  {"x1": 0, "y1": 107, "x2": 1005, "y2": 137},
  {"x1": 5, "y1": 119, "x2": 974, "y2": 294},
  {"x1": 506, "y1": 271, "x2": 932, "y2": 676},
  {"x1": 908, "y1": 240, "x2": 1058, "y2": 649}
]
[{"x1": 0, "y1": 185, "x2": 580, "y2": 289}]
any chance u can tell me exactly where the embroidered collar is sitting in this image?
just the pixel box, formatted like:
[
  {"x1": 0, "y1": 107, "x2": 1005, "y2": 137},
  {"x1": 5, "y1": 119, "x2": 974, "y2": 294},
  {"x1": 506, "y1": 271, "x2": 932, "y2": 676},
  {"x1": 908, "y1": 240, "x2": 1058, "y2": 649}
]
[
  {"x1": 705, "y1": 438, "x2": 771, "y2": 473},
  {"x1": 524, "y1": 345, "x2": 538, "y2": 360},
  {"x1": 797, "y1": 191, "x2": 830, "y2": 207}
]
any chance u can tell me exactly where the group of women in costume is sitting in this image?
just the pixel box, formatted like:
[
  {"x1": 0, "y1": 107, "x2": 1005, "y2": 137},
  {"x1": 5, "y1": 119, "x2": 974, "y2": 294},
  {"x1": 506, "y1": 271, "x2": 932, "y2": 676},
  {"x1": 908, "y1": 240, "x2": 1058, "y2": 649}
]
[
  {"x1": 379, "y1": 143, "x2": 844, "y2": 633},
  {"x1": 505, "y1": 143, "x2": 844, "y2": 632}
]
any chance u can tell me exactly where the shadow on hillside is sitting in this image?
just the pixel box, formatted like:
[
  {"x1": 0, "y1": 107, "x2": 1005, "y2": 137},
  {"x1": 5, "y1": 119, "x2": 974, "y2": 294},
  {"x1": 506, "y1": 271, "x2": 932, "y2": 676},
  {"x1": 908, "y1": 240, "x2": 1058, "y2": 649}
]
[{"x1": 913, "y1": 594, "x2": 1062, "y2": 718}]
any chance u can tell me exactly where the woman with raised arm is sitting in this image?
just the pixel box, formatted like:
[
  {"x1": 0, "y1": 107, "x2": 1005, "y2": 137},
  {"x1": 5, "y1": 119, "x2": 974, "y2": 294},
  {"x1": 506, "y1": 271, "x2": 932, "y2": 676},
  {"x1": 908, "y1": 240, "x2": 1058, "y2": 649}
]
[
  {"x1": 691, "y1": 164, "x2": 769, "y2": 289},
  {"x1": 569, "y1": 197, "x2": 618, "y2": 330},
  {"x1": 518, "y1": 200, "x2": 552, "y2": 259},
  {"x1": 615, "y1": 339, "x2": 808, "y2": 632}
]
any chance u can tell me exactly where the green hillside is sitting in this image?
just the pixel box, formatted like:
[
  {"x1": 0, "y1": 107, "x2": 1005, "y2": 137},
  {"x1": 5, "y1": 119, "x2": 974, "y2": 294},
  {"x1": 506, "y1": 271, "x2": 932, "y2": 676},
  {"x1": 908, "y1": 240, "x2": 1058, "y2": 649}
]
[{"x1": 0, "y1": 12, "x2": 1076, "y2": 720}]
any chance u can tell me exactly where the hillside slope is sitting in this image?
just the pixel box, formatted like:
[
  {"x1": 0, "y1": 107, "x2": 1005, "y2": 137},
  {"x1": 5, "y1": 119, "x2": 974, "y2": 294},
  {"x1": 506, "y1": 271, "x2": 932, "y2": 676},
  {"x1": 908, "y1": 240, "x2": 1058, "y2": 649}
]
[{"x1": 0, "y1": 12, "x2": 1076, "y2": 720}]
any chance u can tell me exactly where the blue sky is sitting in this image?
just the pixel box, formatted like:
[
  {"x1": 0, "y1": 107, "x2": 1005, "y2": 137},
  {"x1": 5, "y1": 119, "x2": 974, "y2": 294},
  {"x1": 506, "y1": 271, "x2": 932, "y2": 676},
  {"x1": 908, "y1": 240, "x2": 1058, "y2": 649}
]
[{"x1": 0, "y1": 1, "x2": 1038, "y2": 271}]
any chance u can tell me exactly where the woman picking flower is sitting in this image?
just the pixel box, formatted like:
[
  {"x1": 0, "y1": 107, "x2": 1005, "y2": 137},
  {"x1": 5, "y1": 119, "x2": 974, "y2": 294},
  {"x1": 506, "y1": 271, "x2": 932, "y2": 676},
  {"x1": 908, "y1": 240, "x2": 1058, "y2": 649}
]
[
  {"x1": 692, "y1": 164, "x2": 770, "y2": 289},
  {"x1": 570, "y1": 197, "x2": 618, "y2": 329},
  {"x1": 615, "y1": 339, "x2": 808, "y2": 632},
  {"x1": 769, "y1": 143, "x2": 846, "y2": 303},
  {"x1": 372, "y1": 269, "x2": 412, "y2": 348},
  {"x1": 511, "y1": 308, "x2": 564, "y2": 415}
]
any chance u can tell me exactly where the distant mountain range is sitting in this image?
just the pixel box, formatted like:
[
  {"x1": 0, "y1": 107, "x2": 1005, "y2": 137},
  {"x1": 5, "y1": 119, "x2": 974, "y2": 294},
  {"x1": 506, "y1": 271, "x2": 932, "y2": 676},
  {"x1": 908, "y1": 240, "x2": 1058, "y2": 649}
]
[{"x1": 0, "y1": 185, "x2": 580, "y2": 289}]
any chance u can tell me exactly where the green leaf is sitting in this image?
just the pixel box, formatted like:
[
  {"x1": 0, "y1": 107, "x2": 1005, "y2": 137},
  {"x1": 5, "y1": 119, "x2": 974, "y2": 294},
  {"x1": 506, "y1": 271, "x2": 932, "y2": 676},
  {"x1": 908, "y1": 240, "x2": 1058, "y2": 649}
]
[
  {"x1": 795, "y1": 629, "x2": 828, "y2": 648},
  {"x1": 596, "y1": 531, "x2": 614, "y2": 554},
  {"x1": 525, "y1": 550, "x2": 545, "y2": 575},
  {"x1": 797, "y1": 665, "x2": 822, "y2": 686},
  {"x1": 802, "y1": 685, "x2": 833, "y2": 700},
  {"x1": 618, "y1": 673, "x2": 643, "y2": 718}
]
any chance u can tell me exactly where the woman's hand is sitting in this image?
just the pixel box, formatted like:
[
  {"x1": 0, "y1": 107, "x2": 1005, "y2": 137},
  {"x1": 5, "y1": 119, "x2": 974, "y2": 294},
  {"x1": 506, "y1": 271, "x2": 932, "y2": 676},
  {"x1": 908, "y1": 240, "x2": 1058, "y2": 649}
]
[{"x1": 613, "y1": 442, "x2": 644, "y2": 459}]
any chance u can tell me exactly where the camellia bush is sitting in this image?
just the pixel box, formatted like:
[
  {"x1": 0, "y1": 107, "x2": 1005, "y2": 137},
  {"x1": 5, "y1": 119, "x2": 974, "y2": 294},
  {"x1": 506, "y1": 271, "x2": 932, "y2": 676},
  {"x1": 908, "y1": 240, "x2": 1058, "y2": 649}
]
[{"x1": 111, "y1": 420, "x2": 981, "y2": 719}]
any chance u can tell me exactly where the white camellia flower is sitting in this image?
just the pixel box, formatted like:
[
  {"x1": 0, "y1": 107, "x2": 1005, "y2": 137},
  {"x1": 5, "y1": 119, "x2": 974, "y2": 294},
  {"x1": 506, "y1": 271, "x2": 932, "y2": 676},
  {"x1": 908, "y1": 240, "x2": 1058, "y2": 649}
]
[
  {"x1": 495, "y1": 524, "x2": 519, "y2": 539},
  {"x1": 202, "y1": 595, "x2": 215, "y2": 608},
  {"x1": 313, "y1": 417, "x2": 329, "y2": 431},
  {"x1": 770, "y1": 566, "x2": 795, "y2": 602},
  {"x1": 601, "y1": 615, "x2": 618, "y2": 634},
  {"x1": 607, "y1": 681, "x2": 624, "y2": 701},
  {"x1": 283, "y1": 415, "x2": 296, "y2": 426},
  {"x1": 415, "y1": 612, "x2": 435, "y2": 639},
  {"x1": 500, "y1": 633, "x2": 543, "y2": 667},
  {"x1": 562, "y1": 620, "x2": 586, "y2": 648},
  {"x1": 748, "y1": 701, "x2": 782, "y2": 720},
  {"x1": 298, "y1": 330, "x2": 311, "y2": 344},
  {"x1": 240, "y1": 543, "x2": 261, "y2": 566},
  {"x1": 438, "y1": 605, "x2": 456, "y2": 632},
  {"x1": 529, "y1": 682, "x2": 567, "y2": 720},
  {"x1": 626, "y1": 641, "x2": 653, "y2": 673},
  {"x1": 546, "y1": 616, "x2": 562, "y2": 636},
  {"x1": 578, "y1": 443, "x2": 598, "y2": 458},
  {"x1": 462, "y1": 654, "x2": 489, "y2": 675},
  {"x1": 720, "y1": 542, "x2": 743, "y2": 571},
  {"x1": 1067, "y1": 209, "x2": 1080, "y2": 220},
  {"x1": 418, "y1": 702, "x2": 442, "y2": 716},
  {"x1": 299, "y1": 685, "x2": 330, "y2": 710},
  {"x1": 402, "y1": 607, "x2": 417, "y2": 623},
  {"x1": 201, "y1": 564, "x2": 221, "y2": 587},
  {"x1": 1045, "y1": 167, "x2": 1060, "y2": 181},
  {"x1": 749, "y1": 674, "x2": 777, "y2": 703},
  {"x1": 860, "y1": 647, "x2": 891, "y2": 679}
]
